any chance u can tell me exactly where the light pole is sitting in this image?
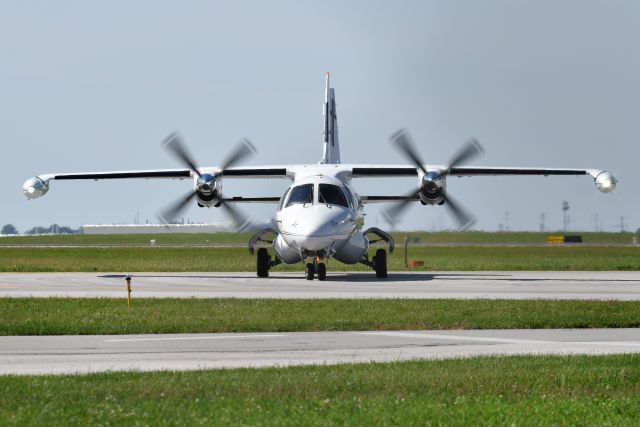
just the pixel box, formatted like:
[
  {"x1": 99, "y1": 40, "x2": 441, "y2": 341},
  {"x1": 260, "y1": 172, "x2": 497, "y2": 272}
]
[{"x1": 562, "y1": 201, "x2": 569, "y2": 233}]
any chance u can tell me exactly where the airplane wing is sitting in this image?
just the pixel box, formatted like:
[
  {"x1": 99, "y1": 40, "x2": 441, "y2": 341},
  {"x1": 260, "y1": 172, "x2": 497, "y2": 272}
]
[
  {"x1": 222, "y1": 196, "x2": 280, "y2": 203},
  {"x1": 34, "y1": 165, "x2": 290, "y2": 182},
  {"x1": 361, "y1": 195, "x2": 420, "y2": 204},
  {"x1": 34, "y1": 169, "x2": 192, "y2": 182},
  {"x1": 349, "y1": 165, "x2": 607, "y2": 179},
  {"x1": 447, "y1": 166, "x2": 603, "y2": 177},
  {"x1": 349, "y1": 164, "x2": 617, "y2": 197},
  {"x1": 22, "y1": 166, "x2": 291, "y2": 199},
  {"x1": 350, "y1": 166, "x2": 416, "y2": 177}
]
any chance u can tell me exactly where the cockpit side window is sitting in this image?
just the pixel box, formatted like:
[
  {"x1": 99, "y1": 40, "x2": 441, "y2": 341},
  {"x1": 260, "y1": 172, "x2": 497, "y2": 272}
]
[
  {"x1": 278, "y1": 187, "x2": 291, "y2": 211},
  {"x1": 318, "y1": 184, "x2": 349, "y2": 208},
  {"x1": 285, "y1": 184, "x2": 314, "y2": 208}
]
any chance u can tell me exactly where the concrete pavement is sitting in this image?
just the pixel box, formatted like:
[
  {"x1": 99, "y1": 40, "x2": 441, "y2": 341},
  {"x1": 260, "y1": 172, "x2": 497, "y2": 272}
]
[{"x1": 2, "y1": 328, "x2": 640, "y2": 375}]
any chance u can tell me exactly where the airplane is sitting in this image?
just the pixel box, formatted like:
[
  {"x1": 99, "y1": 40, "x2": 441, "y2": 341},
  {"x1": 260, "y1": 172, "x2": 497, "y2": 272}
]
[{"x1": 22, "y1": 73, "x2": 617, "y2": 280}]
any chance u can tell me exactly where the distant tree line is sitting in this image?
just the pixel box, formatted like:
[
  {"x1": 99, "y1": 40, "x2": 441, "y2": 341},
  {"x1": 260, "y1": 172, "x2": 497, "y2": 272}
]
[
  {"x1": 1, "y1": 224, "x2": 18, "y2": 235},
  {"x1": 1, "y1": 224, "x2": 83, "y2": 235}
]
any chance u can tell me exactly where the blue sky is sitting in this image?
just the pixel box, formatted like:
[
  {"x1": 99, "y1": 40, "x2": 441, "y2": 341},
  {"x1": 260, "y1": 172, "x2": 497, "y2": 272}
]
[{"x1": 1, "y1": 1, "x2": 637, "y2": 232}]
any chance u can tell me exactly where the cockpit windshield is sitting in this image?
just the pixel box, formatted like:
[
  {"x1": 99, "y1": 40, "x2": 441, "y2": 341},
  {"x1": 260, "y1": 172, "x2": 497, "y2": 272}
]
[
  {"x1": 277, "y1": 187, "x2": 291, "y2": 211},
  {"x1": 318, "y1": 184, "x2": 348, "y2": 208},
  {"x1": 285, "y1": 184, "x2": 314, "y2": 208}
]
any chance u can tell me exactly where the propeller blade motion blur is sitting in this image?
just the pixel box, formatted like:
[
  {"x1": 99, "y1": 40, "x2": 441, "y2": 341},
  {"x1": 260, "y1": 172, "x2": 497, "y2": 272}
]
[
  {"x1": 159, "y1": 134, "x2": 255, "y2": 229},
  {"x1": 158, "y1": 190, "x2": 197, "y2": 224},
  {"x1": 446, "y1": 138, "x2": 484, "y2": 171},
  {"x1": 220, "y1": 139, "x2": 256, "y2": 172},
  {"x1": 163, "y1": 132, "x2": 202, "y2": 177},
  {"x1": 219, "y1": 201, "x2": 251, "y2": 231},
  {"x1": 444, "y1": 193, "x2": 475, "y2": 231},
  {"x1": 382, "y1": 188, "x2": 419, "y2": 226},
  {"x1": 390, "y1": 129, "x2": 427, "y2": 175},
  {"x1": 385, "y1": 129, "x2": 483, "y2": 230}
]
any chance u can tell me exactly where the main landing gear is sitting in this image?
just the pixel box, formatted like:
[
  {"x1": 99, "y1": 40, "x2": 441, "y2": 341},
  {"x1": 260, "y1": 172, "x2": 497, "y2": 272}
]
[
  {"x1": 257, "y1": 248, "x2": 270, "y2": 278},
  {"x1": 358, "y1": 227, "x2": 393, "y2": 278},
  {"x1": 255, "y1": 248, "x2": 283, "y2": 278},
  {"x1": 250, "y1": 229, "x2": 282, "y2": 278},
  {"x1": 359, "y1": 249, "x2": 388, "y2": 278}
]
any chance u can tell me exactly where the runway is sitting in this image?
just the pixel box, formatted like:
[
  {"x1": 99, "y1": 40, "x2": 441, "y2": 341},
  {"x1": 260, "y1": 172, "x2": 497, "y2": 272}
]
[
  {"x1": 2, "y1": 328, "x2": 640, "y2": 375},
  {"x1": 0, "y1": 271, "x2": 639, "y2": 299}
]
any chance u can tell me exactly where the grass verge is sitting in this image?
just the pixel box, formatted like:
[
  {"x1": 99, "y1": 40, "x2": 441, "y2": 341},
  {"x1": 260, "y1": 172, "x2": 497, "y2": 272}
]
[
  {"x1": 1, "y1": 245, "x2": 640, "y2": 272},
  {"x1": 2, "y1": 298, "x2": 640, "y2": 335},
  {"x1": 2, "y1": 355, "x2": 640, "y2": 425}
]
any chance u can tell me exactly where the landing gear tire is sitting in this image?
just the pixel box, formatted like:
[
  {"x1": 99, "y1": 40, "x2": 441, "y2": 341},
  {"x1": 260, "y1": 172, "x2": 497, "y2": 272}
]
[
  {"x1": 374, "y1": 248, "x2": 387, "y2": 279},
  {"x1": 317, "y1": 263, "x2": 327, "y2": 281},
  {"x1": 257, "y1": 248, "x2": 270, "y2": 278},
  {"x1": 305, "y1": 263, "x2": 315, "y2": 280}
]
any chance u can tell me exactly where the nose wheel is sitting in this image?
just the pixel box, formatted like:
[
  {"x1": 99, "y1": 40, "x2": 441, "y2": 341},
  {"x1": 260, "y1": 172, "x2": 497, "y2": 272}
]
[
  {"x1": 305, "y1": 263, "x2": 315, "y2": 280},
  {"x1": 317, "y1": 263, "x2": 327, "y2": 281},
  {"x1": 305, "y1": 261, "x2": 327, "y2": 281}
]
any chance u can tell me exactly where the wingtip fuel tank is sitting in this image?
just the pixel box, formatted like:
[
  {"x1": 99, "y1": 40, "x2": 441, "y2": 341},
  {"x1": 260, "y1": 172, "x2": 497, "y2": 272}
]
[
  {"x1": 594, "y1": 171, "x2": 616, "y2": 193},
  {"x1": 22, "y1": 177, "x2": 49, "y2": 199}
]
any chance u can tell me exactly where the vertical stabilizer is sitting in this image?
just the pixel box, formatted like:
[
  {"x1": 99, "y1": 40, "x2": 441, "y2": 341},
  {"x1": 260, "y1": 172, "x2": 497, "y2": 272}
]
[{"x1": 320, "y1": 72, "x2": 341, "y2": 164}]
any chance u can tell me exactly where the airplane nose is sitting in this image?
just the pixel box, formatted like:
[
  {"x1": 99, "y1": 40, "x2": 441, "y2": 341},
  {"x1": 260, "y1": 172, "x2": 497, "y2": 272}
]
[
  {"x1": 280, "y1": 205, "x2": 353, "y2": 251},
  {"x1": 284, "y1": 206, "x2": 350, "y2": 236}
]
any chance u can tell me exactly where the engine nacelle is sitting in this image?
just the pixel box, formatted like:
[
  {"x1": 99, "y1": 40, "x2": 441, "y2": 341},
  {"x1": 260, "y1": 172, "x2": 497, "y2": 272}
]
[
  {"x1": 22, "y1": 177, "x2": 49, "y2": 200},
  {"x1": 418, "y1": 171, "x2": 446, "y2": 205},
  {"x1": 594, "y1": 171, "x2": 616, "y2": 193}
]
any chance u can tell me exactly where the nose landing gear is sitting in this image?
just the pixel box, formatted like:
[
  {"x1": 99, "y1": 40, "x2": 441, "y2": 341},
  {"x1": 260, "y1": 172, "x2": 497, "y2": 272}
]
[
  {"x1": 305, "y1": 257, "x2": 327, "y2": 281},
  {"x1": 317, "y1": 263, "x2": 327, "y2": 281},
  {"x1": 305, "y1": 263, "x2": 315, "y2": 280}
]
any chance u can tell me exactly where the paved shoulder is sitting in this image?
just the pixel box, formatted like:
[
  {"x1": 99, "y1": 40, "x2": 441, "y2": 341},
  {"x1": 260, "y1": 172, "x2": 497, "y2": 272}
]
[{"x1": 0, "y1": 271, "x2": 639, "y2": 299}]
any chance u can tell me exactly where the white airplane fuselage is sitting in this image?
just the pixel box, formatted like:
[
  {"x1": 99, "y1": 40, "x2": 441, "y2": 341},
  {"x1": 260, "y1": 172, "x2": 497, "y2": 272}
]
[{"x1": 273, "y1": 171, "x2": 367, "y2": 265}]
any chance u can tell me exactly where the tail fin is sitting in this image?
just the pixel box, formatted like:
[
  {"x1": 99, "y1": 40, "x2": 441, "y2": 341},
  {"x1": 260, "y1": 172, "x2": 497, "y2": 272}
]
[{"x1": 320, "y1": 72, "x2": 341, "y2": 164}]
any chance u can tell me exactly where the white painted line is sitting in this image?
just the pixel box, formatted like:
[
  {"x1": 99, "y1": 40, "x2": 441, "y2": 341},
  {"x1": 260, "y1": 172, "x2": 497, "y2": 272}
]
[
  {"x1": 363, "y1": 332, "x2": 640, "y2": 347},
  {"x1": 363, "y1": 331, "x2": 556, "y2": 344},
  {"x1": 572, "y1": 341, "x2": 640, "y2": 348},
  {"x1": 106, "y1": 334, "x2": 284, "y2": 342}
]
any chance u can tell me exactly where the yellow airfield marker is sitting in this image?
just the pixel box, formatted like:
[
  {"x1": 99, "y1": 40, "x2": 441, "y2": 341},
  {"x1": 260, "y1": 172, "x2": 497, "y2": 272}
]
[{"x1": 125, "y1": 274, "x2": 132, "y2": 308}]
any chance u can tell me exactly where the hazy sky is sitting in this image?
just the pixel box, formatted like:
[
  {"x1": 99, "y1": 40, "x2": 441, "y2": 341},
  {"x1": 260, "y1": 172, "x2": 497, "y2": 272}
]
[{"x1": 1, "y1": 1, "x2": 637, "y2": 232}]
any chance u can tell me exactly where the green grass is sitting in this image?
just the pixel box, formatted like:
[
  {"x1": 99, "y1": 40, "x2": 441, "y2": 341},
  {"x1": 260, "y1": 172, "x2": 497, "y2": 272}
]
[
  {"x1": 0, "y1": 246, "x2": 639, "y2": 272},
  {"x1": 398, "y1": 230, "x2": 638, "y2": 245},
  {"x1": 2, "y1": 298, "x2": 640, "y2": 335},
  {"x1": 0, "y1": 231, "x2": 636, "y2": 245},
  {"x1": 2, "y1": 355, "x2": 640, "y2": 425},
  {"x1": 0, "y1": 232, "x2": 250, "y2": 245}
]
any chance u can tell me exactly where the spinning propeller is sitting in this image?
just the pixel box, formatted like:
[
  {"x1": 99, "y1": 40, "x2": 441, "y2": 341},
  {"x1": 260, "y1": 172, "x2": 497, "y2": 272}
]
[
  {"x1": 382, "y1": 129, "x2": 483, "y2": 230},
  {"x1": 158, "y1": 132, "x2": 256, "y2": 230}
]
